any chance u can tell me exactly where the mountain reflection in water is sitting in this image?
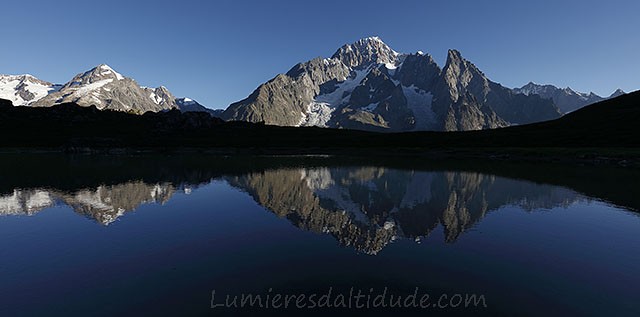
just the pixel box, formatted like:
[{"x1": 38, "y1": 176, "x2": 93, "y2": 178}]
[
  {"x1": 225, "y1": 167, "x2": 582, "y2": 254},
  {"x1": 0, "y1": 159, "x2": 598, "y2": 254},
  {"x1": 1, "y1": 154, "x2": 640, "y2": 316}
]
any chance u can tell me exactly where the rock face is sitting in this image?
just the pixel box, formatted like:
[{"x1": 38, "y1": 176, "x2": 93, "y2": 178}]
[
  {"x1": 223, "y1": 37, "x2": 620, "y2": 131},
  {"x1": 513, "y1": 82, "x2": 625, "y2": 114},
  {"x1": 224, "y1": 57, "x2": 352, "y2": 126},
  {"x1": 331, "y1": 37, "x2": 400, "y2": 68}
]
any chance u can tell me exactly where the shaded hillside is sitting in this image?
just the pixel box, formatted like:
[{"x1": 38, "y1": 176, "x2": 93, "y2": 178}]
[
  {"x1": 0, "y1": 100, "x2": 225, "y2": 148},
  {"x1": 441, "y1": 89, "x2": 640, "y2": 147},
  {"x1": 0, "y1": 90, "x2": 638, "y2": 149}
]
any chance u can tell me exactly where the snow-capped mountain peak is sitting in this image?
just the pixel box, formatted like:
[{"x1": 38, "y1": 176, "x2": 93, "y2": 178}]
[
  {"x1": 331, "y1": 36, "x2": 400, "y2": 68},
  {"x1": 145, "y1": 86, "x2": 175, "y2": 108},
  {"x1": 609, "y1": 88, "x2": 626, "y2": 98},
  {"x1": 28, "y1": 65, "x2": 181, "y2": 113},
  {"x1": 2, "y1": 65, "x2": 217, "y2": 116},
  {"x1": 512, "y1": 82, "x2": 612, "y2": 113},
  {"x1": 175, "y1": 97, "x2": 223, "y2": 117},
  {"x1": 70, "y1": 64, "x2": 125, "y2": 87},
  {"x1": 0, "y1": 74, "x2": 61, "y2": 106},
  {"x1": 177, "y1": 97, "x2": 196, "y2": 106},
  {"x1": 516, "y1": 82, "x2": 545, "y2": 96},
  {"x1": 562, "y1": 87, "x2": 578, "y2": 95},
  {"x1": 96, "y1": 64, "x2": 124, "y2": 80}
]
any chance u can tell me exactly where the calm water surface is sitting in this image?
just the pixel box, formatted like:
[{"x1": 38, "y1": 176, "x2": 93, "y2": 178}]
[{"x1": 0, "y1": 154, "x2": 639, "y2": 316}]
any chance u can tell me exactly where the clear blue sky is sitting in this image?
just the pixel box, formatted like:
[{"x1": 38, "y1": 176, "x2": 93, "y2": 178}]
[{"x1": 1, "y1": 0, "x2": 638, "y2": 109}]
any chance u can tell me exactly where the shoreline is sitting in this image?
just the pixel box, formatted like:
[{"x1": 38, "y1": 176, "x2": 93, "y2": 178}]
[{"x1": 1, "y1": 146, "x2": 639, "y2": 168}]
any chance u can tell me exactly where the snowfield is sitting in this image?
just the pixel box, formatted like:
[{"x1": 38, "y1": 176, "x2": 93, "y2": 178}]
[
  {"x1": 299, "y1": 67, "x2": 371, "y2": 127},
  {"x1": 402, "y1": 85, "x2": 436, "y2": 130},
  {"x1": 0, "y1": 75, "x2": 59, "y2": 106}
]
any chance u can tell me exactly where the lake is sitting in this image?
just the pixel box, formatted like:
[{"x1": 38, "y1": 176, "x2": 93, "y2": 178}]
[{"x1": 0, "y1": 154, "x2": 639, "y2": 316}]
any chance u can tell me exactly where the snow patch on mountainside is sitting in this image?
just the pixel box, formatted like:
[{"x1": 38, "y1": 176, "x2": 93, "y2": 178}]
[
  {"x1": 24, "y1": 80, "x2": 57, "y2": 99},
  {"x1": 299, "y1": 102, "x2": 335, "y2": 127},
  {"x1": 317, "y1": 68, "x2": 369, "y2": 105},
  {"x1": 99, "y1": 65, "x2": 124, "y2": 80},
  {"x1": 402, "y1": 85, "x2": 435, "y2": 130},
  {"x1": 384, "y1": 62, "x2": 398, "y2": 70},
  {"x1": 299, "y1": 67, "x2": 370, "y2": 127},
  {"x1": 0, "y1": 78, "x2": 22, "y2": 104},
  {"x1": 149, "y1": 92, "x2": 163, "y2": 105},
  {"x1": 74, "y1": 79, "x2": 113, "y2": 97}
]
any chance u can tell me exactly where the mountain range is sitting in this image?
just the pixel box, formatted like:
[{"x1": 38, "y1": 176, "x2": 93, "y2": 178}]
[
  {"x1": 0, "y1": 37, "x2": 626, "y2": 131},
  {"x1": 513, "y1": 82, "x2": 625, "y2": 113},
  {"x1": 222, "y1": 37, "x2": 624, "y2": 131},
  {"x1": 0, "y1": 64, "x2": 216, "y2": 115}
]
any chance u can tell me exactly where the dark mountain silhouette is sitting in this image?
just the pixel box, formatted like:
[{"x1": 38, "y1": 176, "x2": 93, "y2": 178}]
[{"x1": 0, "y1": 90, "x2": 638, "y2": 150}]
